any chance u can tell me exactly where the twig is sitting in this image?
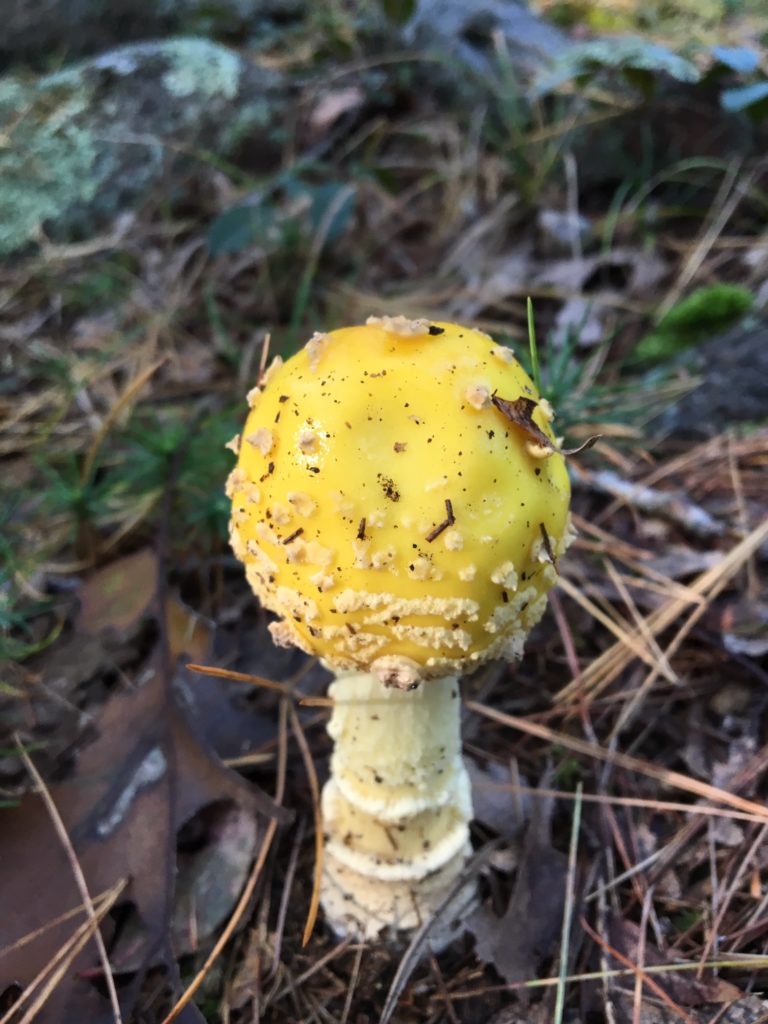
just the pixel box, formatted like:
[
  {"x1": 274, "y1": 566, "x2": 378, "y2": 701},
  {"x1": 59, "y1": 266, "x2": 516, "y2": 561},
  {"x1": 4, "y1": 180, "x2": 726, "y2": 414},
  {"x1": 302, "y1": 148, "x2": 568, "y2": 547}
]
[
  {"x1": 266, "y1": 817, "x2": 306, "y2": 983},
  {"x1": 287, "y1": 702, "x2": 324, "y2": 947},
  {"x1": 15, "y1": 736, "x2": 123, "y2": 1024},
  {"x1": 574, "y1": 467, "x2": 726, "y2": 540},
  {"x1": 633, "y1": 888, "x2": 653, "y2": 1024},
  {"x1": 340, "y1": 944, "x2": 364, "y2": 1024}
]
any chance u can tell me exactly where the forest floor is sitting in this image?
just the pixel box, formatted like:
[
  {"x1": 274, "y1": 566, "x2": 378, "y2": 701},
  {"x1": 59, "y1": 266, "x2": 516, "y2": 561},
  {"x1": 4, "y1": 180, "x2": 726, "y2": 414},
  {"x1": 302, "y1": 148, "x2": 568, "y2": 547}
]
[{"x1": 1, "y1": 3, "x2": 768, "y2": 1022}]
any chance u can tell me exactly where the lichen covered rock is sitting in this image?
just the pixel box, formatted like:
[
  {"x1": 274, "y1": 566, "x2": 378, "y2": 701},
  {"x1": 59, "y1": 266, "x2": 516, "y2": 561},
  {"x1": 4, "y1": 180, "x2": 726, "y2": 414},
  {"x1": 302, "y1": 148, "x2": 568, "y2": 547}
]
[{"x1": 0, "y1": 39, "x2": 288, "y2": 255}]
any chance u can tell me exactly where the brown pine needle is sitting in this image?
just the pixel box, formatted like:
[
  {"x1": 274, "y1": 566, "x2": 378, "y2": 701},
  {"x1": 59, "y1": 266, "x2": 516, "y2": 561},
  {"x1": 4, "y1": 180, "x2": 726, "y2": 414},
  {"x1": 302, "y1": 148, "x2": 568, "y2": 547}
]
[
  {"x1": 257, "y1": 331, "x2": 272, "y2": 383},
  {"x1": 556, "y1": 516, "x2": 768, "y2": 705},
  {"x1": 558, "y1": 574, "x2": 676, "y2": 682},
  {"x1": 186, "y1": 662, "x2": 295, "y2": 696},
  {"x1": 465, "y1": 701, "x2": 768, "y2": 824},
  {"x1": 604, "y1": 559, "x2": 676, "y2": 684},
  {"x1": 298, "y1": 695, "x2": 334, "y2": 707},
  {"x1": 581, "y1": 916, "x2": 696, "y2": 1024},
  {"x1": 472, "y1": 781, "x2": 768, "y2": 825},
  {"x1": 0, "y1": 883, "x2": 123, "y2": 962},
  {"x1": 428, "y1": 957, "x2": 768, "y2": 1001}
]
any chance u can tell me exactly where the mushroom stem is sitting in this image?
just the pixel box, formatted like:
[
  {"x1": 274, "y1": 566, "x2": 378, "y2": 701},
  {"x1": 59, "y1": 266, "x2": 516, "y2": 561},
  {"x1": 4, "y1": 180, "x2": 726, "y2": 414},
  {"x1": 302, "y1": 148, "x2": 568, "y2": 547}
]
[{"x1": 320, "y1": 672, "x2": 475, "y2": 946}]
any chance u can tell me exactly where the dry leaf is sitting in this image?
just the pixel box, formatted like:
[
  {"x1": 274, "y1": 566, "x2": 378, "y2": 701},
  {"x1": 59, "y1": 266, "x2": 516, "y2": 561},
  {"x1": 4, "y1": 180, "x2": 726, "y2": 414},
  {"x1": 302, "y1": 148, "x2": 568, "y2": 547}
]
[
  {"x1": 469, "y1": 789, "x2": 567, "y2": 988},
  {"x1": 492, "y1": 394, "x2": 600, "y2": 456},
  {"x1": 111, "y1": 803, "x2": 260, "y2": 970},
  {"x1": 165, "y1": 595, "x2": 213, "y2": 663},
  {"x1": 77, "y1": 547, "x2": 158, "y2": 637},
  {"x1": 0, "y1": 647, "x2": 287, "y2": 1021},
  {"x1": 467, "y1": 758, "x2": 529, "y2": 841},
  {"x1": 491, "y1": 395, "x2": 557, "y2": 454}
]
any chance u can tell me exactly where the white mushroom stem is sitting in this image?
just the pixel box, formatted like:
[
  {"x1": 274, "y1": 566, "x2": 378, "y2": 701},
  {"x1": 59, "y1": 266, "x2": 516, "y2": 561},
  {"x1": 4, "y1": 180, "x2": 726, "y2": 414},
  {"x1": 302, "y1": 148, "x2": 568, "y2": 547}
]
[{"x1": 319, "y1": 672, "x2": 475, "y2": 947}]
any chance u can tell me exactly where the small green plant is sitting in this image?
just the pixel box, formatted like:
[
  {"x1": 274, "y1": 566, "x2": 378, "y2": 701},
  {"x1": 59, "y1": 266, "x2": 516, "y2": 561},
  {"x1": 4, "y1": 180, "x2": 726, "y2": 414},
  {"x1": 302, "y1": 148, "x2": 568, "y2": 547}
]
[
  {"x1": 119, "y1": 406, "x2": 241, "y2": 552},
  {"x1": 2, "y1": 402, "x2": 240, "y2": 663},
  {"x1": 523, "y1": 299, "x2": 677, "y2": 435},
  {"x1": 36, "y1": 452, "x2": 125, "y2": 554},
  {"x1": 0, "y1": 500, "x2": 59, "y2": 662},
  {"x1": 552, "y1": 751, "x2": 584, "y2": 789}
]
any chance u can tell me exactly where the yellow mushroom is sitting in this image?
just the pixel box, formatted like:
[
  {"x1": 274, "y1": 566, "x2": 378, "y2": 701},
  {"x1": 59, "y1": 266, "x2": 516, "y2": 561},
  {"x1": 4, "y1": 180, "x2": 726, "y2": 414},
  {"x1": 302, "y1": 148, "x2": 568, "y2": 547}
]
[{"x1": 227, "y1": 317, "x2": 572, "y2": 946}]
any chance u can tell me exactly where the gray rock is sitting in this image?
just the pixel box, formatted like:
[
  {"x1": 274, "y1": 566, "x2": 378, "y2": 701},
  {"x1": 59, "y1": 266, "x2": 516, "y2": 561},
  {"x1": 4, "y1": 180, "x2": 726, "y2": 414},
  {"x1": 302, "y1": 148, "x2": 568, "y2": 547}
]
[
  {"x1": 0, "y1": 38, "x2": 289, "y2": 255},
  {"x1": 652, "y1": 319, "x2": 768, "y2": 439},
  {"x1": 404, "y1": 0, "x2": 571, "y2": 76},
  {"x1": 1, "y1": 0, "x2": 306, "y2": 67}
]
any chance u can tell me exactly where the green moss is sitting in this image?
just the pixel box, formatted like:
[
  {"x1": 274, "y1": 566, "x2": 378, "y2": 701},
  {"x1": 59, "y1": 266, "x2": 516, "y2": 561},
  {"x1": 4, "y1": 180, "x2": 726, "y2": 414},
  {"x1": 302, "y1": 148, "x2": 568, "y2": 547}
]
[{"x1": 635, "y1": 284, "x2": 754, "y2": 363}]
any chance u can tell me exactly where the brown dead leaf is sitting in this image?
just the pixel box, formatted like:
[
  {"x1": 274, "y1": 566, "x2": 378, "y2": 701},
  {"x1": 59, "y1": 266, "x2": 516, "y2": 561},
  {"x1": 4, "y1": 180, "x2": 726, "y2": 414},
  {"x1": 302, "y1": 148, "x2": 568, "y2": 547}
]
[
  {"x1": 469, "y1": 787, "x2": 567, "y2": 989},
  {"x1": 77, "y1": 547, "x2": 157, "y2": 637},
  {"x1": 491, "y1": 394, "x2": 557, "y2": 453},
  {"x1": 466, "y1": 758, "x2": 529, "y2": 841},
  {"x1": 110, "y1": 803, "x2": 259, "y2": 971},
  {"x1": 0, "y1": 645, "x2": 287, "y2": 1022},
  {"x1": 165, "y1": 596, "x2": 213, "y2": 664},
  {"x1": 491, "y1": 394, "x2": 600, "y2": 456},
  {"x1": 173, "y1": 803, "x2": 258, "y2": 956}
]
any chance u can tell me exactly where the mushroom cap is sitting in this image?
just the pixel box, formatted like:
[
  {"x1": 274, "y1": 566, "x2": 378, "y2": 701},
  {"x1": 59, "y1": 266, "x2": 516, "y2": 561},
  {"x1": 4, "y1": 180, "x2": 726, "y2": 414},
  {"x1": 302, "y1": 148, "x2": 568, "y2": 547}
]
[{"x1": 227, "y1": 318, "x2": 571, "y2": 686}]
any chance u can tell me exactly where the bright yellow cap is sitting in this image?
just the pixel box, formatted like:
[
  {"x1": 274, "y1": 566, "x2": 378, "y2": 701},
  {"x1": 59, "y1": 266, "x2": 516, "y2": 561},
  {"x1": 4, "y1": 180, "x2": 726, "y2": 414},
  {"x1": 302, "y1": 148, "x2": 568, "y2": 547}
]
[{"x1": 227, "y1": 317, "x2": 571, "y2": 687}]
